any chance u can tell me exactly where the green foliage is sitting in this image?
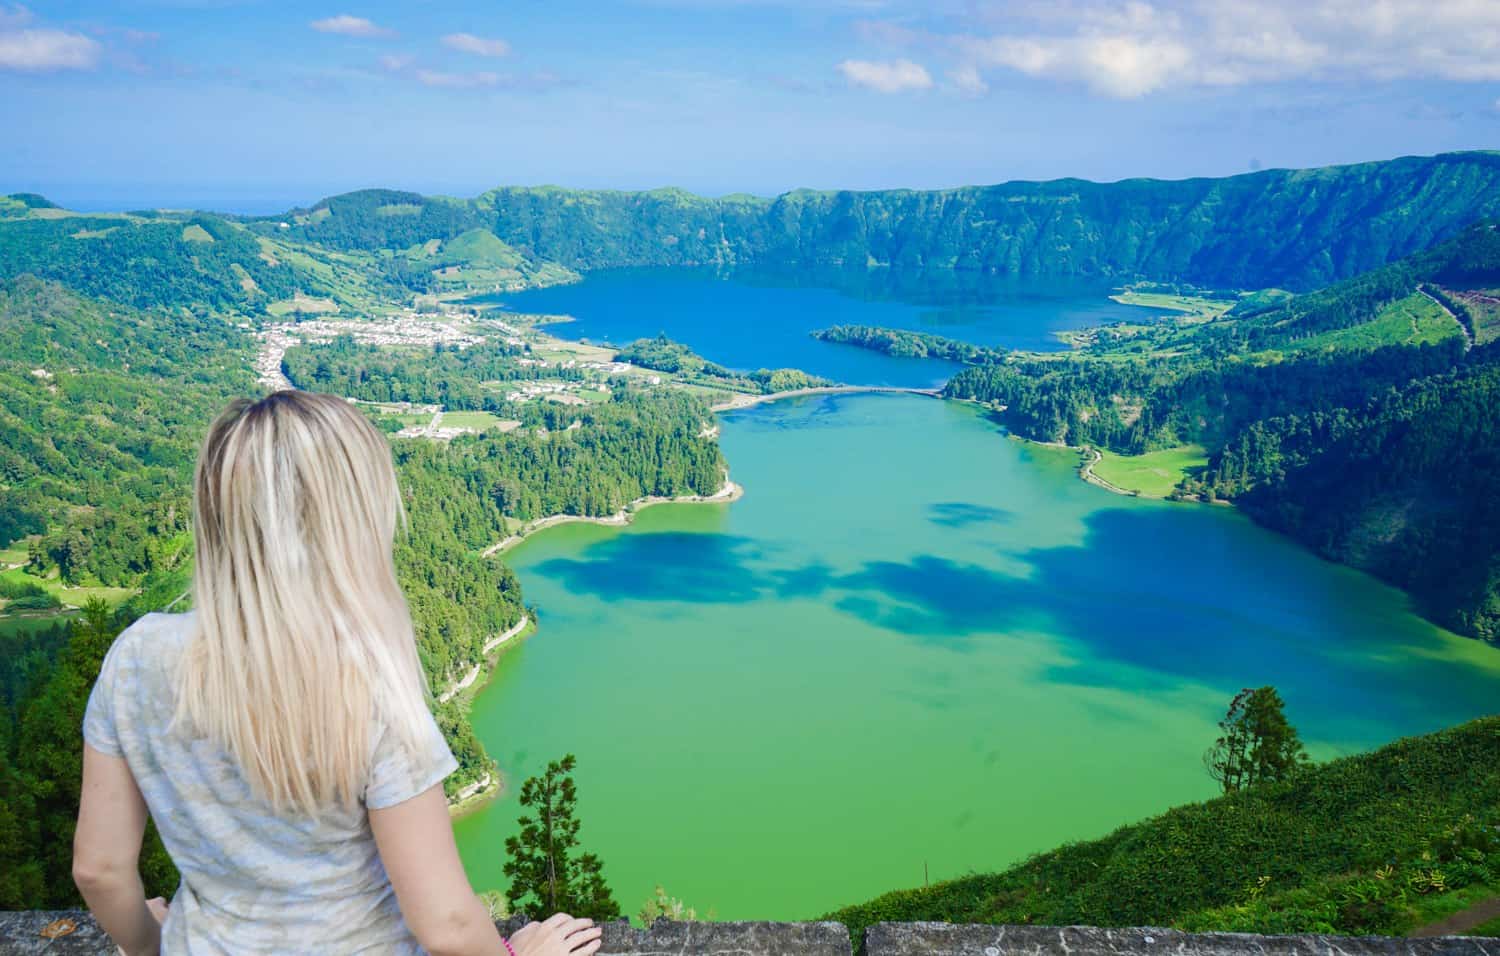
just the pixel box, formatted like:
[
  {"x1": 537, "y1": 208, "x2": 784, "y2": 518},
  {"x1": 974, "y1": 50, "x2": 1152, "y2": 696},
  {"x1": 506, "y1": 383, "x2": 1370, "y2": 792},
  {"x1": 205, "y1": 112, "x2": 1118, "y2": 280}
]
[
  {"x1": 0, "y1": 600, "x2": 177, "y2": 908},
  {"x1": 7, "y1": 193, "x2": 59, "y2": 210},
  {"x1": 615, "y1": 334, "x2": 830, "y2": 393},
  {"x1": 827, "y1": 717, "x2": 1500, "y2": 942},
  {"x1": 252, "y1": 153, "x2": 1500, "y2": 292},
  {"x1": 283, "y1": 335, "x2": 540, "y2": 408},
  {"x1": 0, "y1": 277, "x2": 254, "y2": 588},
  {"x1": 1204, "y1": 687, "x2": 1309, "y2": 794},
  {"x1": 397, "y1": 391, "x2": 725, "y2": 526},
  {"x1": 503, "y1": 755, "x2": 621, "y2": 921},
  {"x1": 0, "y1": 216, "x2": 306, "y2": 312},
  {"x1": 946, "y1": 223, "x2": 1500, "y2": 640},
  {"x1": 638, "y1": 885, "x2": 705, "y2": 924},
  {"x1": 813, "y1": 325, "x2": 1006, "y2": 364}
]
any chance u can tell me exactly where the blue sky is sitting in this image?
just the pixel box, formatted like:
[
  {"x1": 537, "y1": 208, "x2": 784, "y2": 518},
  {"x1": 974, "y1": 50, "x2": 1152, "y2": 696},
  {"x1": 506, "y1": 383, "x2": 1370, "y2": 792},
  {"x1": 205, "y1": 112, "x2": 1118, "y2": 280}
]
[{"x1": 2, "y1": 0, "x2": 1498, "y2": 210}]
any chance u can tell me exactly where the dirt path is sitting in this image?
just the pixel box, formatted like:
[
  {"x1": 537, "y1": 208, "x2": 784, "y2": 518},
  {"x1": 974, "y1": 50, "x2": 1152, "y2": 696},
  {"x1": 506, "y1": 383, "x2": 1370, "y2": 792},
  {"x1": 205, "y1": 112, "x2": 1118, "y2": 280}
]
[
  {"x1": 1411, "y1": 896, "x2": 1500, "y2": 938},
  {"x1": 1419, "y1": 284, "x2": 1474, "y2": 351}
]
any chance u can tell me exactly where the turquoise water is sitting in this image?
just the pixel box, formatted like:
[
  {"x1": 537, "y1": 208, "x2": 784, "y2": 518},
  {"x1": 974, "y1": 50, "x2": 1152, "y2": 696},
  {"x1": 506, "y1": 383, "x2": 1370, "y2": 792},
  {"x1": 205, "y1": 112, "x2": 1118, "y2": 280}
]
[
  {"x1": 480, "y1": 268, "x2": 1161, "y2": 387},
  {"x1": 453, "y1": 393, "x2": 1500, "y2": 920}
]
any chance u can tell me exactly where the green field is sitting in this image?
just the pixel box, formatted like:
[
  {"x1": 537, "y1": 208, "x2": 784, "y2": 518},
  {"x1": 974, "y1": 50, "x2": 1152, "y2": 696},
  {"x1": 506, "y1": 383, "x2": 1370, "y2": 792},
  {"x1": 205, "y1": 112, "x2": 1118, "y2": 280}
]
[
  {"x1": 439, "y1": 410, "x2": 518, "y2": 430},
  {"x1": 1091, "y1": 445, "x2": 1208, "y2": 497},
  {"x1": 1111, "y1": 290, "x2": 1235, "y2": 320},
  {"x1": 0, "y1": 541, "x2": 29, "y2": 567},
  {"x1": 1295, "y1": 293, "x2": 1459, "y2": 352},
  {"x1": 0, "y1": 610, "x2": 77, "y2": 640},
  {"x1": 0, "y1": 566, "x2": 136, "y2": 609}
]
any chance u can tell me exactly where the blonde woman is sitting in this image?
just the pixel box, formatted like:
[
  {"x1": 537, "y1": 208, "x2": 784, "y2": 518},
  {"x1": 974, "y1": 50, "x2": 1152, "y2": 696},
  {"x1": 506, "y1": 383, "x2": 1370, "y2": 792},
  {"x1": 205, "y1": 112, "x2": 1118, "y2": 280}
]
[{"x1": 72, "y1": 391, "x2": 602, "y2": 956}]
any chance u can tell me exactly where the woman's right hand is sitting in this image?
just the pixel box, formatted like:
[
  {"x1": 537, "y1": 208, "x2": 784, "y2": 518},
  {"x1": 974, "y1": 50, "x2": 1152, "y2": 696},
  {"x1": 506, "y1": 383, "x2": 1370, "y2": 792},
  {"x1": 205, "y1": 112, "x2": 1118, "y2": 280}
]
[{"x1": 507, "y1": 913, "x2": 603, "y2": 956}]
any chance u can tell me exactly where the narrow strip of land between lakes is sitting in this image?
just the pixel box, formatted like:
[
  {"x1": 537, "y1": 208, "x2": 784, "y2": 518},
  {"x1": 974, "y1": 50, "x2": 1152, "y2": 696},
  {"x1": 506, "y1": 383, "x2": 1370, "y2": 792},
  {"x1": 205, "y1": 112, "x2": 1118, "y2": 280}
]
[{"x1": 710, "y1": 384, "x2": 941, "y2": 412}]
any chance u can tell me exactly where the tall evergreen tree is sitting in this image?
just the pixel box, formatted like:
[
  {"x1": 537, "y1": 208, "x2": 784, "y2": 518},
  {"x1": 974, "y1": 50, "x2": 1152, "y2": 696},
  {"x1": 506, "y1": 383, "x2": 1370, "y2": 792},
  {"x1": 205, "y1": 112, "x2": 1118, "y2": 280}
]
[
  {"x1": 503, "y1": 755, "x2": 620, "y2": 921},
  {"x1": 1204, "y1": 686, "x2": 1309, "y2": 793}
]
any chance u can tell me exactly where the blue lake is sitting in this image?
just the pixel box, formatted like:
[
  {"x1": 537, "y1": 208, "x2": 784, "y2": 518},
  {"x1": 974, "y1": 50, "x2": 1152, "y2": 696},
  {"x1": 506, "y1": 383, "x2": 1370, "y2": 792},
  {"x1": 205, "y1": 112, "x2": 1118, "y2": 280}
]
[{"x1": 479, "y1": 268, "x2": 1160, "y2": 387}]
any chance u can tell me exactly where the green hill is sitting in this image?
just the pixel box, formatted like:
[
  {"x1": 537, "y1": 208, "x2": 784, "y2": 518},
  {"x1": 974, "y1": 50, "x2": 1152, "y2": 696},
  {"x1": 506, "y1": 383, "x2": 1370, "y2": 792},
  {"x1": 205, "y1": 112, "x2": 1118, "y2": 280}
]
[
  {"x1": 259, "y1": 151, "x2": 1500, "y2": 291},
  {"x1": 944, "y1": 223, "x2": 1500, "y2": 640},
  {"x1": 827, "y1": 717, "x2": 1500, "y2": 941}
]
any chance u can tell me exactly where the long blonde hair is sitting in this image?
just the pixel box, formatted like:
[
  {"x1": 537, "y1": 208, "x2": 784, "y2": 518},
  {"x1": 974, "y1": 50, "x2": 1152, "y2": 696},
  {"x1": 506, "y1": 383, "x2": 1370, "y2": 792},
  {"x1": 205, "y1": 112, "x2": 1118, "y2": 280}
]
[{"x1": 177, "y1": 390, "x2": 432, "y2": 816}]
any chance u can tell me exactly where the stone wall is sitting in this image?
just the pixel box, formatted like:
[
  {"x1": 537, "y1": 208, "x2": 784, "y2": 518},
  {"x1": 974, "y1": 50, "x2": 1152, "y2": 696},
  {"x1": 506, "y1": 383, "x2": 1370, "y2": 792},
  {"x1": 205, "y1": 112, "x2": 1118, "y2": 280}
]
[{"x1": 3, "y1": 912, "x2": 1497, "y2": 955}]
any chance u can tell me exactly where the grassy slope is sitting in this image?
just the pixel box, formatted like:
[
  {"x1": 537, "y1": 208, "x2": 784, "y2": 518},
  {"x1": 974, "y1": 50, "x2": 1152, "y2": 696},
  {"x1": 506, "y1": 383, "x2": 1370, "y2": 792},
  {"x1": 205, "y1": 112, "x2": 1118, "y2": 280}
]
[
  {"x1": 827, "y1": 717, "x2": 1500, "y2": 941},
  {"x1": 1091, "y1": 445, "x2": 1208, "y2": 497}
]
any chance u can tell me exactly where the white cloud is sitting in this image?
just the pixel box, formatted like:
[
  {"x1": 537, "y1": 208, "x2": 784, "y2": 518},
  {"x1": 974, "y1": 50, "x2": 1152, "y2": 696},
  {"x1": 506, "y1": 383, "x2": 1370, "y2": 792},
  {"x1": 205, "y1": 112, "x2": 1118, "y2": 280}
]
[
  {"x1": 415, "y1": 68, "x2": 501, "y2": 88},
  {"x1": 441, "y1": 32, "x2": 510, "y2": 57},
  {"x1": 838, "y1": 57, "x2": 932, "y2": 92},
  {"x1": 863, "y1": 0, "x2": 1500, "y2": 98},
  {"x1": 0, "y1": 27, "x2": 100, "y2": 70},
  {"x1": 378, "y1": 53, "x2": 413, "y2": 71},
  {"x1": 309, "y1": 14, "x2": 395, "y2": 38},
  {"x1": 947, "y1": 63, "x2": 988, "y2": 95}
]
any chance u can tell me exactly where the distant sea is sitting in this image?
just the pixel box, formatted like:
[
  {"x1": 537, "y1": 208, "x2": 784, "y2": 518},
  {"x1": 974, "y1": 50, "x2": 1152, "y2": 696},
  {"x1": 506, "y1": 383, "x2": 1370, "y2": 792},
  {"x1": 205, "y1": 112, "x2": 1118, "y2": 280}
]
[{"x1": 45, "y1": 196, "x2": 309, "y2": 216}]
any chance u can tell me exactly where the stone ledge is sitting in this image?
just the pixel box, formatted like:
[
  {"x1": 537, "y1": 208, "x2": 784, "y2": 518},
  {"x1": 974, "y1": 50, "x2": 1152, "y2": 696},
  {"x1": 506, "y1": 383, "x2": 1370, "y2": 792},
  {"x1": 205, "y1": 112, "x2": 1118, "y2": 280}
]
[
  {"x1": 3, "y1": 912, "x2": 1496, "y2": 955},
  {"x1": 859, "y1": 922, "x2": 1500, "y2": 956}
]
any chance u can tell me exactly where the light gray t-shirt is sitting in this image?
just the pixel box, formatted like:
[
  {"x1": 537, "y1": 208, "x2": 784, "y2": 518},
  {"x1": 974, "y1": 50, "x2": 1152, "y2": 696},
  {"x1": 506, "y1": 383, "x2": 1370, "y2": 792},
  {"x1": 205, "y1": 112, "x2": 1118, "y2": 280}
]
[{"x1": 83, "y1": 611, "x2": 458, "y2": 955}]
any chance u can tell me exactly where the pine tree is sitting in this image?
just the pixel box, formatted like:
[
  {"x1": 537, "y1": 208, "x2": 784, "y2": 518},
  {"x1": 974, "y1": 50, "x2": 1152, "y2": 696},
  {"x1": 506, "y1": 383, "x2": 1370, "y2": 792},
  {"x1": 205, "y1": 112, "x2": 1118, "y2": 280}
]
[
  {"x1": 1204, "y1": 686, "x2": 1309, "y2": 793},
  {"x1": 503, "y1": 755, "x2": 620, "y2": 921}
]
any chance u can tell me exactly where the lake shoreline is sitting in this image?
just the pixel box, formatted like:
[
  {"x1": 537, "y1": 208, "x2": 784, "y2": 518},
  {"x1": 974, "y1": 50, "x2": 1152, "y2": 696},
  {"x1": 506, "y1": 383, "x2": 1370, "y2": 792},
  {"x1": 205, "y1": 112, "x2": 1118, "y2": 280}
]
[
  {"x1": 480, "y1": 476, "x2": 744, "y2": 559},
  {"x1": 448, "y1": 477, "x2": 743, "y2": 815}
]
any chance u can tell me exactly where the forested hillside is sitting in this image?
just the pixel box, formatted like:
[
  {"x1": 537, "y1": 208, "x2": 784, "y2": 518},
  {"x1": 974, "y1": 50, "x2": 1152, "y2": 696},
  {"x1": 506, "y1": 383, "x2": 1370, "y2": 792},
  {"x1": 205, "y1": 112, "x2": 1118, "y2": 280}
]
[
  {"x1": 944, "y1": 223, "x2": 1500, "y2": 640},
  {"x1": 0, "y1": 260, "x2": 729, "y2": 909},
  {"x1": 257, "y1": 151, "x2": 1500, "y2": 291}
]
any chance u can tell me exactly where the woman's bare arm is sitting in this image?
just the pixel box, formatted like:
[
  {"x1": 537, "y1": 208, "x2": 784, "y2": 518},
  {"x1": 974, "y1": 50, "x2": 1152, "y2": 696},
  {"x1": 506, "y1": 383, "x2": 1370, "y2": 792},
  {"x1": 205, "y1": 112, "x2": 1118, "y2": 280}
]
[
  {"x1": 370, "y1": 784, "x2": 602, "y2": 956},
  {"x1": 73, "y1": 744, "x2": 161, "y2": 956}
]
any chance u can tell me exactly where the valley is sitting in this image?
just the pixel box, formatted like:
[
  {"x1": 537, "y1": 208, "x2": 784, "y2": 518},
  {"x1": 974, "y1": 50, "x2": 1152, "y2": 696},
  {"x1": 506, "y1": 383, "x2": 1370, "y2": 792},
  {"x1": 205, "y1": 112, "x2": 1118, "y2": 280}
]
[{"x1": 3, "y1": 152, "x2": 1500, "y2": 931}]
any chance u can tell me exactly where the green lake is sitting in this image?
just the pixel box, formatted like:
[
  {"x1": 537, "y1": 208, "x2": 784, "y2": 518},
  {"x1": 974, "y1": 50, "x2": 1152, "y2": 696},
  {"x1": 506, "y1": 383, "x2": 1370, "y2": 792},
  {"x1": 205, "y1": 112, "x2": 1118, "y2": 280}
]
[{"x1": 454, "y1": 392, "x2": 1500, "y2": 920}]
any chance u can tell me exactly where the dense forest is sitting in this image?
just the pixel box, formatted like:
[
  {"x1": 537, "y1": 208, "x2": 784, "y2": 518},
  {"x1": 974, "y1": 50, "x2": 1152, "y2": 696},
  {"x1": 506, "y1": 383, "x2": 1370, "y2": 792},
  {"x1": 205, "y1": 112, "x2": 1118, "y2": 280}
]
[
  {"x1": 813, "y1": 325, "x2": 1007, "y2": 364},
  {"x1": 282, "y1": 335, "x2": 550, "y2": 408},
  {"x1": 253, "y1": 152, "x2": 1500, "y2": 291}
]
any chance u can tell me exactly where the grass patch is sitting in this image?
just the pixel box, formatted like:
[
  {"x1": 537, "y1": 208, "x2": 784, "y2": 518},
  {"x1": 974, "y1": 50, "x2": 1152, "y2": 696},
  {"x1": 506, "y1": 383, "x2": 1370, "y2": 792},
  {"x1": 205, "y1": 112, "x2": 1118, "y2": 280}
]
[
  {"x1": 1400, "y1": 883, "x2": 1500, "y2": 935},
  {"x1": 1091, "y1": 445, "x2": 1207, "y2": 497},
  {"x1": 266, "y1": 292, "x2": 339, "y2": 316},
  {"x1": 0, "y1": 610, "x2": 77, "y2": 640},
  {"x1": 0, "y1": 540, "x2": 30, "y2": 566},
  {"x1": 180, "y1": 223, "x2": 215, "y2": 243},
  {"x1": 1112, "y1": 291, "x2": 1234, "y2": 320},
  {"x1": 1468, "y1": 913, "x2": 1500, "y2": 937},
  {"x1": 0, "y1": 566, "x2": 136, "y2": 609},
  {"x1": 1296, "y1": 293, "x2": 1459, "y2": 352},
  {"x1": 439, "y1": 410, "x2": 516, "y2": 430}
]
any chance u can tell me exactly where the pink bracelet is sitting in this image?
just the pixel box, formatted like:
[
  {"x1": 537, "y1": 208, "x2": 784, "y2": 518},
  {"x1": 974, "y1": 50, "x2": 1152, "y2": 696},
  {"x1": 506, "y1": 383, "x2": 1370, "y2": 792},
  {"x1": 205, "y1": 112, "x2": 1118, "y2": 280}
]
[{"x1": 502, "y1": 937, "x2": 517, "y2": 956}]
